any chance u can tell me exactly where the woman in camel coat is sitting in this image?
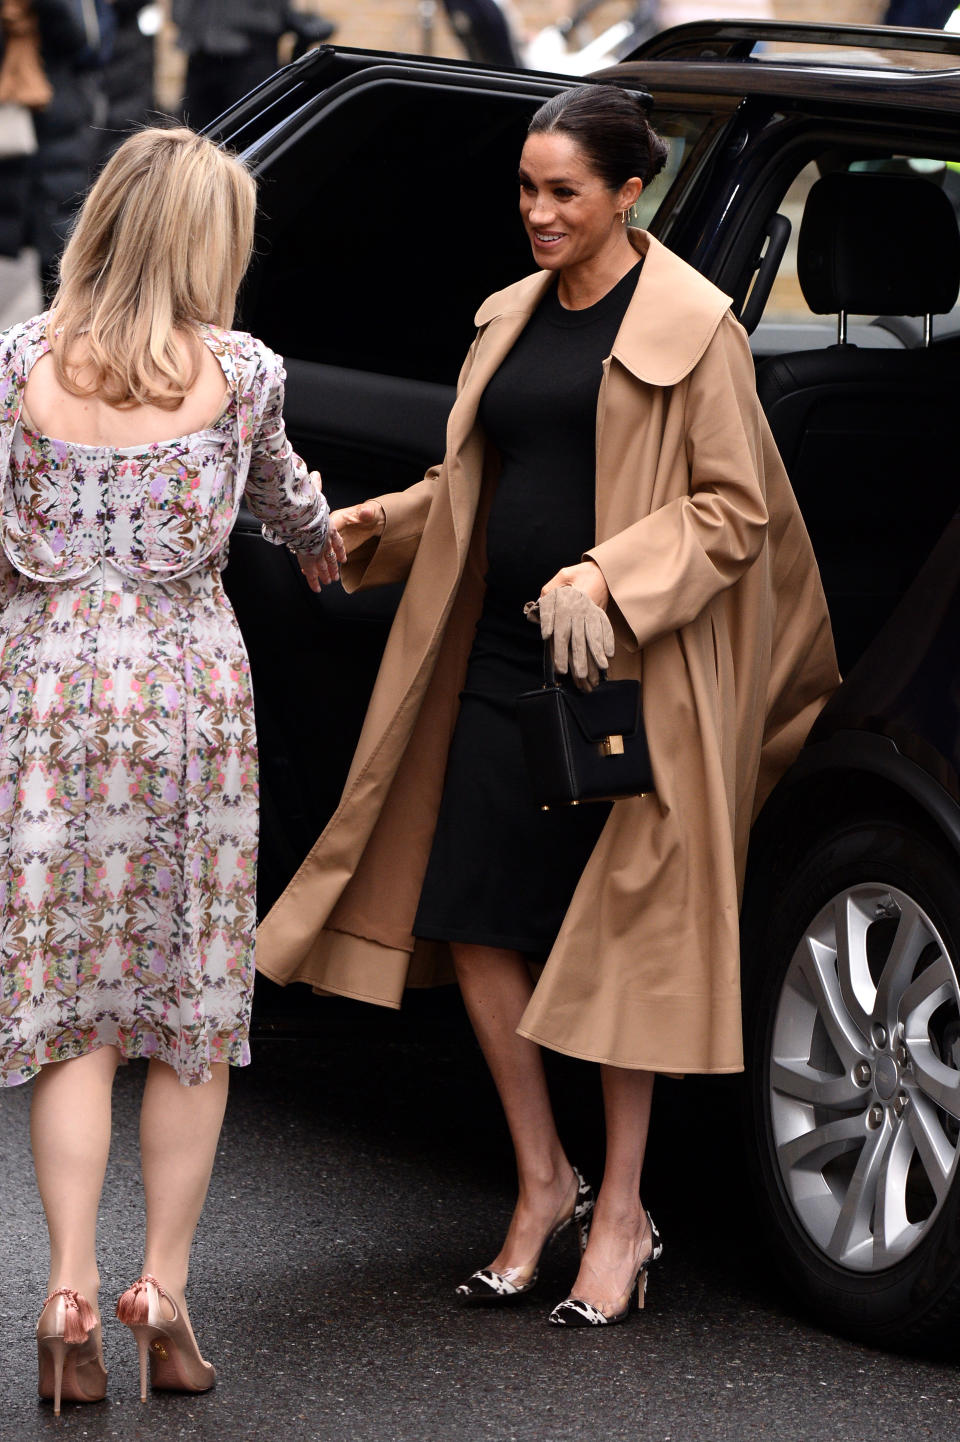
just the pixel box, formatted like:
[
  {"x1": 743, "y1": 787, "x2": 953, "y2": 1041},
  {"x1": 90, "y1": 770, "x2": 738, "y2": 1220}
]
[{"x1": 257, "y1": 85, "x2": 840, "y2": 1326}]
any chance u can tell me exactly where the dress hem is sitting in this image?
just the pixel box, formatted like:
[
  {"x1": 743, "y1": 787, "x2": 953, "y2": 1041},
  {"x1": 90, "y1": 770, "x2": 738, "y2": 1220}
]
[
  {"x1": 414, "y1": 923, "x2": 549, "y2": 953},
  {"x1": 515, "y1": 1024, "x2": 743, "y2": 1076},
  {"x1": 0, "y1": 1033, "x2": 251, "y2": 1089}
]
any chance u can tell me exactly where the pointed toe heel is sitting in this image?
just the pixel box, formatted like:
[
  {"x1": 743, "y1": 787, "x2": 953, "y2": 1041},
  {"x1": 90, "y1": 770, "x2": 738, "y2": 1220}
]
[
  {"x1": 455, "y1": 1267, "x2": 539, "y2": 1304},
  {"x1": 549, "y1": 1211, "x2": 662, "y2": 1329},
  {"x1": 456, "y1": 1165, "x2": 595, "y2": 1307}
]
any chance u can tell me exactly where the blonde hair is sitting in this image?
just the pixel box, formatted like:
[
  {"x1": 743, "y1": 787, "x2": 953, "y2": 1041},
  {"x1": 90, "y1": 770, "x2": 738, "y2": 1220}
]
[{"x1": 47, "y1": 127, "x2": 257, "y2": 410}]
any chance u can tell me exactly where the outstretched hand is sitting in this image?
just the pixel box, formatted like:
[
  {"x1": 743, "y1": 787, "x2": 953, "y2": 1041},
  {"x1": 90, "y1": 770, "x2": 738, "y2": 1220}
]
[
  {"x1": 295, "y1": 486, "x2": 385, "y2": 592},
  {"x1": 328, "y1": 501, "x2": 386, "y2": 555},
  {"x1": 297, "y1": 524, "x2": 347, "y2": 592}
]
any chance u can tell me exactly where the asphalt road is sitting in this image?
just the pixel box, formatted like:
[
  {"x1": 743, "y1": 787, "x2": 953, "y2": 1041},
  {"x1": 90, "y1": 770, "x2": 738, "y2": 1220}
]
[{"x1": 1, "y1": 987, "x2": 957, "y2": 1442}]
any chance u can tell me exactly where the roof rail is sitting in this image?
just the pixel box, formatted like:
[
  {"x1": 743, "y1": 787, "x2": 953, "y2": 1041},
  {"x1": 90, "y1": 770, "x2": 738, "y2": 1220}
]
[{"x1": 632, "y1": 19, "x2": 960, "y2": 64}]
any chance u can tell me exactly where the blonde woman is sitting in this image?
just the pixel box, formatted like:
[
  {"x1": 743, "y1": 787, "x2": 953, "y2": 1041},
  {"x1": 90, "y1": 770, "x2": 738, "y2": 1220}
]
[{"x1": 0, "y1": 127, "x2": 342, "y2": 1412}]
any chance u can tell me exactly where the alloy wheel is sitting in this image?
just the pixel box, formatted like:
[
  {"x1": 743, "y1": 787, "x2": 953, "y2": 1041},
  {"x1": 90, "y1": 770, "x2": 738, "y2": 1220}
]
[{"x1": 769, "y1": 883, "x2": 960, "y2": 1272}]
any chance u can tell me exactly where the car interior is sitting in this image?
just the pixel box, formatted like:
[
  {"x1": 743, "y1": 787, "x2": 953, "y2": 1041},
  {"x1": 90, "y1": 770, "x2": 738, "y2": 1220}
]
[{"x1": 753, "y1": 168, "x2": 960, "y2": 672}]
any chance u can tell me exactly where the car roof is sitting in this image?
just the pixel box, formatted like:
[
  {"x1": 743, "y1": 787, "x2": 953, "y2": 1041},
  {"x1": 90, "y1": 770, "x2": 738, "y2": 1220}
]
[{"x1": 609, "y1": 19, "x2": 960, "y2": 113}]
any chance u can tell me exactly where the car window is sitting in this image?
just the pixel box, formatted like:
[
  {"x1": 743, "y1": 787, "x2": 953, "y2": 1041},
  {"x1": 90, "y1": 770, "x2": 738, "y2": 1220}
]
[{"x1": 630, "y1": 109, "x2": 715, "y2": 229}]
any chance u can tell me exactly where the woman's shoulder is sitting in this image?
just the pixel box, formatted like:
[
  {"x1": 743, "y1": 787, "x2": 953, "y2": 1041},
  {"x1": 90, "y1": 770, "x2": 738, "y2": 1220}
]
[
  {"x1": 0, "y1": 312, "x2": 50, "y2": 363},
  {"x1": 199, "y1": 324, "x2": 279, "y2": 369},
  {"x1": 197, "y1": 324, "x2": 284, "y2": 408},
  {"x1": 0, "y1": 313, "x2": 51, "y2": 425}
]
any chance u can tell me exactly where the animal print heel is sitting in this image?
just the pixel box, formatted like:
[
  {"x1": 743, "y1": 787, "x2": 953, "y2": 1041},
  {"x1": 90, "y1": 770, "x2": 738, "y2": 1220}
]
[
  {"x1": 455, "y1": 1166, "x2": 595, "y2": 1305},
  {"x1": 548, "y1": 1211, "x2": 662, "y2": 1327}
]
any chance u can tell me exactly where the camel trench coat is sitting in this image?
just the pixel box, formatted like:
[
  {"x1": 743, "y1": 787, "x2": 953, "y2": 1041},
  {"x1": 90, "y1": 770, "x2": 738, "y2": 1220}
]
[{"x1": 256, "y1": 230, "x2": 840, "y2": 1074}]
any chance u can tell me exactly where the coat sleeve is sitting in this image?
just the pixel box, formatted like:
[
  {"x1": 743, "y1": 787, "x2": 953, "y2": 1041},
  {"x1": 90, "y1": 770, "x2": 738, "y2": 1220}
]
[
  {"x1": 585, "y1": 312, "x2": 769, "y2": 652},
  {"x1": 339, "y1": 468, "x2": 440, "y2": 593},
  {"x1": 341, "y1": 332, "x2": 482, "y2": 594}
]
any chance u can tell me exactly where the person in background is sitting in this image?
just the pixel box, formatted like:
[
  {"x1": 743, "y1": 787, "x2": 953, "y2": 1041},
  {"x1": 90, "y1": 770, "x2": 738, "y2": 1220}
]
[
  {"x1": 883, "y1": 1, "x2": 954, "y2": 25},
  {"x1": 94, "y1": 0, "x2": 156, "y2": 168},
  {"x1": 174, "y1": 0, "x2": 333, "y2": 132},
  {"x1": 0, "y1": 0, "x2": 50, "y2": 271},
  {"x1": 13, "y1": 0, "x2": 105, "y2": 300}
]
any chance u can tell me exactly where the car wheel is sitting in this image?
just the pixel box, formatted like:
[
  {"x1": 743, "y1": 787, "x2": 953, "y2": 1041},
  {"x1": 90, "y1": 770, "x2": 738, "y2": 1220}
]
[{"x1": 747, "y1": 815, "x2": 960, "y2": 1349}]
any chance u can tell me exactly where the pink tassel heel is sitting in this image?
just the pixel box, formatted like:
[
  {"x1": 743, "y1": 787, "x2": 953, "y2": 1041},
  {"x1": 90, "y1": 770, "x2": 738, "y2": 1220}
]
[
  {"x1": 116, "y1": 1275, "x2": 216, "y2": 1401},
  {"x1": 36, "y1": 1288, "x2": 108, "y2": 1415}
]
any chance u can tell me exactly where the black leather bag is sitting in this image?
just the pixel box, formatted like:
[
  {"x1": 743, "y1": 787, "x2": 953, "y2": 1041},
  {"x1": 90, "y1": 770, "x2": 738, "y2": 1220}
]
[{"x1": 516, "y1": 647, "x2": 654, "y2": 808}]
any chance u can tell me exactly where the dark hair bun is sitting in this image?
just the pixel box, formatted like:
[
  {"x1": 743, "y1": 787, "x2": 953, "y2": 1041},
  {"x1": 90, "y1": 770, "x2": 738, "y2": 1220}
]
[
  {"x1": 630, "y1": 92, "x2": 668, "y2": 179},
  {"x1": 528, "y1": 84, "x2": 668, "y2": 190}
]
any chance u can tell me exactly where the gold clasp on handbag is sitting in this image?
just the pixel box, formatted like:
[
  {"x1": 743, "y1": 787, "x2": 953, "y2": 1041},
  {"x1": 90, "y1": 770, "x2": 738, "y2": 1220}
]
[{"x1": 599, "y1": 735, "x2": 624, "y2": 757}]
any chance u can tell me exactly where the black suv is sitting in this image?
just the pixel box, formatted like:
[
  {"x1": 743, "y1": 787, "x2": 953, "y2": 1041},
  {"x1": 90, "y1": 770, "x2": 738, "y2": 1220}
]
[{"x1": 215, "y1": 21, "x2": 960, "y2": 1350}]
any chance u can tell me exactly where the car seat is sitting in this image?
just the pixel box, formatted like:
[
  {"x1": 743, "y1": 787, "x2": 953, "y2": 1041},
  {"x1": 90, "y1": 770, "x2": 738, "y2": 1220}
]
[{"x1": 754, "y1": 170, "x2": 960, "y2": 672}]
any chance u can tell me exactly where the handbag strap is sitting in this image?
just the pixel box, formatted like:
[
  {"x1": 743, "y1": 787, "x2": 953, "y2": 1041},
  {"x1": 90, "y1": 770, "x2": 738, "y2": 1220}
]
[{"x1": 541, "y1": 641, "x2": 607, "y2": 688}]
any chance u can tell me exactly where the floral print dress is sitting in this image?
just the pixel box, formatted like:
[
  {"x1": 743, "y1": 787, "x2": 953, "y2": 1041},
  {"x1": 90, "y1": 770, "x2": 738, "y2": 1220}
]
[{"x1": 0, "y1": 315, "x2": 329, "y2": 1086}]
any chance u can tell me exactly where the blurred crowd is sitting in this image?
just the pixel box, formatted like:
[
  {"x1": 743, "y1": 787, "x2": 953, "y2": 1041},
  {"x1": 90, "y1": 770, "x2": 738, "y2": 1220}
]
[
  {"x1": 0, "y1": 1, "x2": 333, "y2": 312},
  {"x1": 435, "y1": 0, "x2": 957, "y2": 70},
  {"x1": 0, "y1": 0, "x2": 958, "y2": 321}
]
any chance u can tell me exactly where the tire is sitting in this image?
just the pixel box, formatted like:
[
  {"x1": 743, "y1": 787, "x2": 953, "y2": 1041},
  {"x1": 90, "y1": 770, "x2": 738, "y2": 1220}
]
[{"x1": 746, "y1": 814, "x2": 960, "y2": 1351}]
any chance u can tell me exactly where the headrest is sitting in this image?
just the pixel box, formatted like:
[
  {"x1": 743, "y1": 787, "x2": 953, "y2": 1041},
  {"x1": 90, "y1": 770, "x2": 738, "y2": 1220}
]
[{"x1": 798, "y1": 172, "x2": 960, "y2": 317}]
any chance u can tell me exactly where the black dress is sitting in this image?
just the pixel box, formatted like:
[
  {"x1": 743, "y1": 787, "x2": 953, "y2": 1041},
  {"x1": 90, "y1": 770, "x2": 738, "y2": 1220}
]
[{"x1": 414, "y1": 264, "x2": 641, "y2": 953}]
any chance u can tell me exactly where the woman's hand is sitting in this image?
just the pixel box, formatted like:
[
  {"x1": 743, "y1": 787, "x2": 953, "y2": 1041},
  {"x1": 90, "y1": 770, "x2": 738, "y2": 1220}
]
[
  {"x1": 529, "y1": 586, "x2": 615, "y2": 692},
  {"x1": 328, "y1": 501, "x2": 386, "y2": 556},
  {"x1": 541, "y1": 559, "x2": 610, "y2": 610},
  {"x1": 296, "y1": 524, "x2": 347, "y2": 592}
]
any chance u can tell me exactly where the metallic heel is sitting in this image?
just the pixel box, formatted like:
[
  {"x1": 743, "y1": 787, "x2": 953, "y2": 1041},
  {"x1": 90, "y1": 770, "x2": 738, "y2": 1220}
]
[
  {"x1": 36, "y1": 1288, "x2": 107, "y2": 1414},
  {"x1": 116, "y1": 1276, "x2": 216, "y2": 1399},
  {"x1": 134, "y1": 1329, "x2": 150, "y2": 1402},
  {"x1": 38, "y1": 1336, "x2": 67, "y2": 1416}
]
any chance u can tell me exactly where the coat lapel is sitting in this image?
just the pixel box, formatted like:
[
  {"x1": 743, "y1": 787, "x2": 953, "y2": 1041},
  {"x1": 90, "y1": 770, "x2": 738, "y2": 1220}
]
[
  {"x1": 441, "y1": 276, "x2": 552, "y2": 556},
  {"x1": 611, "y1": 231, "x2": 733, "y2": 386}
]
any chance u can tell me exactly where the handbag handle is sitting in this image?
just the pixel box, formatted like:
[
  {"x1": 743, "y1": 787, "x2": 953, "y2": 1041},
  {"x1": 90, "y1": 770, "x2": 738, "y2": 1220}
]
[{"x1": 541, "y1": 642, "x2": 607, "y2": 689}]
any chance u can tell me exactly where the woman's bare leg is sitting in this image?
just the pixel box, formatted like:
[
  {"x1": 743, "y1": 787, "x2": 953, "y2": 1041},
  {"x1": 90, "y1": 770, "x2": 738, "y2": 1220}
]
[
  {"x1": 564, "y1": 1065, "x2": 655, "y2": 1314},
  {"x1": 30, "y1": 1046, "x2": 122, "y2": 1310},
  {"x1": 452, "y1": 943, "x2": 577, "y2": 1271},
  {"x1": 139, "y1": 1059, "x2": 228, "y2": 1319}
]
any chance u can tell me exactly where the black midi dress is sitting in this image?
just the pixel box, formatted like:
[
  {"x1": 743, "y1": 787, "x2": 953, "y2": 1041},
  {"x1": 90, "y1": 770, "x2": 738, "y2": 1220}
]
[{"x1": 414, "y1": 263, "x2": 640, "y2": 954}]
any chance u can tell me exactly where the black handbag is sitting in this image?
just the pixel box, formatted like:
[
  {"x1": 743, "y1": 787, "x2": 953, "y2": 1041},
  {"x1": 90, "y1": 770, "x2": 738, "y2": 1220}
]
[{"x1": 516, "y1": 646, "x2": 654, "y2": 808}]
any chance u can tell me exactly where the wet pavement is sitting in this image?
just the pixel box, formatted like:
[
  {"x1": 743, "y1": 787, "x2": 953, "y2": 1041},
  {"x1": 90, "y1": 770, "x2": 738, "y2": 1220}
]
[{"x1": 1, "y1": 987, "x2": 957, "y2": 1442}]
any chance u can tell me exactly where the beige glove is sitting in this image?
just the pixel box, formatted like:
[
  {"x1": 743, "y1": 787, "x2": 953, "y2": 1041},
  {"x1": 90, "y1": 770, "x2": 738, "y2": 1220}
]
[{"x1": 524, "y1": 586, "x2": 615, "y2": 692}]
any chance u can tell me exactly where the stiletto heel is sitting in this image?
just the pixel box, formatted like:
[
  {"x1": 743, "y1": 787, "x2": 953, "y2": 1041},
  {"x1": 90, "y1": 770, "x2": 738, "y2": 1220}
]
[
  {"x1": 36, "y1": 1289, "x2": 108, "y2": 1414},
  {"x1": 39, "y1": 1336, "x2": 66, "y2": 1416},
  {"x1": 549, "y1": 1211, "x2": 662, "y2": 1328},
  {"x1": 135, "y1": 1330, "x2": 150, "y2": 1403},
  {"x1": 116, "y1": 1276, "x2": 216, "y2": 1398},
  {"x1": 637, "y1": 1266, "x2": 649, "y2": 1311},
  {"x1": 456, "y1": 1166, "x2": 595, "y2": 1305},
  {"x1": 576, "y1": 1203, "x2": 592, "y2": 1257}
]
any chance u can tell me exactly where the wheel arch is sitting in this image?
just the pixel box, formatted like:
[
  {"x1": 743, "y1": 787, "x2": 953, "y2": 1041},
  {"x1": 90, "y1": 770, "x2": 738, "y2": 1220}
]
[{"x1": 742, "y1": 730, "x2": 960, "y2": 1005}]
